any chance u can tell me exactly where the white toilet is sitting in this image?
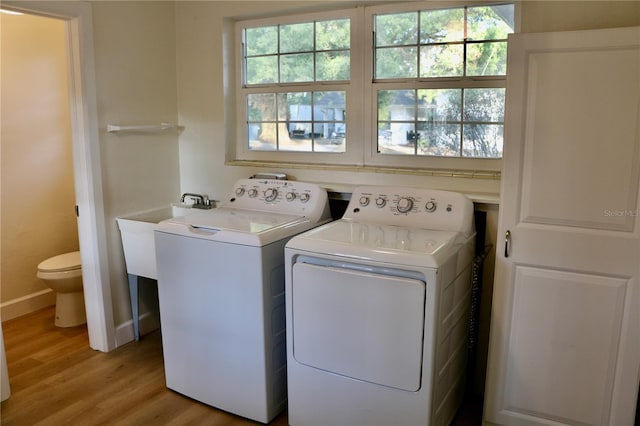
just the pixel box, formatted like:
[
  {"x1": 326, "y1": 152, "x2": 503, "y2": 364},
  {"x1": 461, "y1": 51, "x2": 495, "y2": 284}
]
[{"x1": 37, "y1": 251, "x2": 86, "y2": 327}]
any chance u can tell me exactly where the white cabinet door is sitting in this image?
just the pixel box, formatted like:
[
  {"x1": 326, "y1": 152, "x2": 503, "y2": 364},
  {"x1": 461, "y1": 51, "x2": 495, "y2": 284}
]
[{"x1": 484, "y1": 27, "x2": 640, "y2": 426}]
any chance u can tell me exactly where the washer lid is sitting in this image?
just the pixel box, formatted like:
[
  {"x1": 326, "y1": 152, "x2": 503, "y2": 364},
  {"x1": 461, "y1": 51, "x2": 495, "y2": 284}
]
[
  {"x1": 38, "y1": 251, "x2": 81, "y2": 272},
  {"x1": 156, "y1": 207, "x2": 317, "y2": 246},
  {"x1": 165, "y1": 207, "x2": 304, "y2": 233}
]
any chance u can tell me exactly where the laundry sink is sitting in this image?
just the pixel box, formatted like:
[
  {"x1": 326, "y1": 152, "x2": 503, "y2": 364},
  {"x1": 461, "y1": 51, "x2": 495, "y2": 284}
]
[{"x1": 116, "y1": 204, "x2": 210, "y2": 279}]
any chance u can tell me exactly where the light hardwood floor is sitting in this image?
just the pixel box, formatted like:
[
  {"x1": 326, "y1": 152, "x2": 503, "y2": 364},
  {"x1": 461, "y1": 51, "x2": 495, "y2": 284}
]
[
  {"x1": 1, "y1": 307, "x2": 288, "y2": 426},
  {"x1": 1, "y1": 307, "x2": 481, "y2": 425}
]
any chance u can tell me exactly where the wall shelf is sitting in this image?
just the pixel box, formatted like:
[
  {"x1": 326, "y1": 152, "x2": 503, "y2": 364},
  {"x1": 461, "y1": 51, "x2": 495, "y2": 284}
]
[{"x1": 107, "y1": 123, "x2": 183, "y2": 134}]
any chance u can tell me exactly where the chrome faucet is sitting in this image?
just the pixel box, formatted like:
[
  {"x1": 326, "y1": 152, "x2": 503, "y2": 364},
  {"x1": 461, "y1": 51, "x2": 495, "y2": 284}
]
[
  {"x1": 180, "y1": 193, "x2": 214, "y2": 209},
  {"x1": 181, "y1": 193, "x2": 204, "y2": 204}
]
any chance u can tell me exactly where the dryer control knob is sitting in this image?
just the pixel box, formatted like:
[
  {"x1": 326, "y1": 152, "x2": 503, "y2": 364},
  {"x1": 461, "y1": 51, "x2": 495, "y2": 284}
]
[
  {"x1": 375, "y1": 197, "x2": 387, "y2": 208},
  {"x1": 264, "y1": 188, "x2": 278, "y2": 202},
  {"x1": 359, "y1": 196, "x2": 370, "y2": 206},
  {"x1": 397, "y1": 197, "x2": 413, "y2": 213},
  {"x1": 248, "y1": 188, "x2": 258, "y2": 198},
  {"x1": 299, "y1": 193, "x2": 310, "y2": 203},
  {"x1": 286, "y1": 192, "x2": 296, "y2": 201},
  {"x1": 425, "y1": 200, "x2": 437, "y2": 212},
  {"x1": 235, "y1": 187, "x2": 245, "y2": 196}
]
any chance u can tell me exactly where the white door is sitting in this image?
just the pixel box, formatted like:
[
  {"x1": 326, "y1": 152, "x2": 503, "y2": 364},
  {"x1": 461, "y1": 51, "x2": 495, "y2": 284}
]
[{"x1": 484, "y1": 27, "x2": 640, "y2": 426}]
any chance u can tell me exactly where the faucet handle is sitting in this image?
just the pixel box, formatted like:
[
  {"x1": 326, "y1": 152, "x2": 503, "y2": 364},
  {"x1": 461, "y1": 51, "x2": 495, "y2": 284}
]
[{"x1": 190, "y1": 195, "x2": 204, "y2": 205}]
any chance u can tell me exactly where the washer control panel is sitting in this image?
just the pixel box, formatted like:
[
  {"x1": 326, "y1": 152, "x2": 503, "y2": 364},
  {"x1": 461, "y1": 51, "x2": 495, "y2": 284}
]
[
  {"x1": 224, "y1": 179, "x2": 329, "y2": 219},
  {"x1": 345, "y1": 186, "x2": 474, "y2": 234}
]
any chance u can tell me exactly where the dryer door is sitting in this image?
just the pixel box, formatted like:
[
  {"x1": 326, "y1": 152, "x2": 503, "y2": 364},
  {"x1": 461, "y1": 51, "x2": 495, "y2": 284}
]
[{"x1": 291, "y1": 261, "x2": 426, "y2": 392}]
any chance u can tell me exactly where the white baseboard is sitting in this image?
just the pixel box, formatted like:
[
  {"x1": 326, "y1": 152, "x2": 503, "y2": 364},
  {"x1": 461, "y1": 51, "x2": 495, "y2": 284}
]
[
  {"x1": 0, "y1": 289, "x2": 56, "y2": 321},
  {"x1": 114, "y1": 311, "x2": 161, "y2": 347}
]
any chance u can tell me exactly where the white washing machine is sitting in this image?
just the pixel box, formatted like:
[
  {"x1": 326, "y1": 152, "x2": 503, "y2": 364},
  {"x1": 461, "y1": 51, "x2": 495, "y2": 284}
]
[
  {"x1": 285, "y1": 186, "x2": 476, "y2": 426},
  {"x1": 154, "y1": 179, "x2": 331, "y2": 423}
]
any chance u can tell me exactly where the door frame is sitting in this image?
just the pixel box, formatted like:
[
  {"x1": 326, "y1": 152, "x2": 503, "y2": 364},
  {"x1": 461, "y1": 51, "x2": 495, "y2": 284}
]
[{"x1": 4, "y1": 1, "x2": 115, "y2": 351}]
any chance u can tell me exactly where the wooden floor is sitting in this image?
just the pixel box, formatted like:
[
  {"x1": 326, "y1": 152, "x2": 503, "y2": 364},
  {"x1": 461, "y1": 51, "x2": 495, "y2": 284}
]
[{"x1": 1, "y1": 307, "x2": 482, "y2": 425}]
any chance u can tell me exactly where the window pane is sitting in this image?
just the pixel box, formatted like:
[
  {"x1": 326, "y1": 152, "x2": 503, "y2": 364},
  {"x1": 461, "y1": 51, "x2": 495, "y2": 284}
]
[
  {"x1": 280, "y1": 53, "x2": 314, "y2": 83},
  {"x1": 416, "y1": 89, "x2": 461, "y2": 156},
  {"x1": 467, "y1": 5, "x2": 515, "y2": 41},
  {"x1": 417, "y1": 122, "x2": 461, "y2": 156},
  {"x1": 315, "y1": 120, "x2": 346, "y2": 152},
  {"x1": 282, "y1": 122, "x2": 313, "y2": 152},
  {"x1": 246, "y1": 26, "x2": 277, "y2": 56},
  {"x1": 420, "y1": 8, "x2": 464, "y2": 43},
  {"x1": 417, "y1": 89, "x2": 461, "y2": 122},
  {"x1": 247, "y1": 93, "x2": 278, "y2": 151},
  {"x1": 248, "y1": 123, "x2": 277, "y2": 151},
  {"x1": 377, "y1": 123, "x2": 416, "y2": 155},
  {"x1": 250, "y1": 91, "x2": 346, "y2": 153},
  {"x1": 464, "y1": 88, "x2": 505, "y2": 122},
  {"x1": 376, "y1": 47, "x2": 417, "y2": 79},
  {"x1": 378, "y1": 90, "x2": 416, "y2": 121},
  {"x1": 463, "y1": 124, "x2": 503, "y2": 157},
  {"x1": 375, "y1": 12, "x2": 418, "y2": 46},
  {"x1": 378, "y1": 90, "x2": 416, "y2": 154},
  {"x1": 314, "y1": 91, "x2": 347, "y2": 152},
  {"x1": 248, "y1": 93, "x2": 276, "y2": 121},
  {"x1": 244, "y1": 18, "x2": 351, "y2": 87},
  {"x1": 278, "y1": 92, "x2": 312, "y2": 121},
  {"x1": 246, "y1": 56, "x2": 277, "y2": 85},
  {"x1": 377, "y1": 122, "x2": 392, "y2": 145},
  {"x1": 466, "y1": 41, "x2": 508, "y2": 76},
  {"x1": 464, "y1": 89, "x2": 505, "y2": 123},
  {"x1": 419, "y1": 44, "x2": 463, "y2": 77},
  {"x1": 317, "y1": 19, "x2": 350, "y2": 50},
  {"x1": 316, "y1": 51, "x2": 350, "y2": 81},
  {"x1": 280, "y1": 23, "x2": 314, "y2": 53}
]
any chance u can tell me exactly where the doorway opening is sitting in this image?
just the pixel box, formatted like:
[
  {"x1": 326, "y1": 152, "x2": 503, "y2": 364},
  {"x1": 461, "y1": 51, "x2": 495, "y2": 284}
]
[{"x1": 0, "y1": 2, "x2": 114, "y2": 352}]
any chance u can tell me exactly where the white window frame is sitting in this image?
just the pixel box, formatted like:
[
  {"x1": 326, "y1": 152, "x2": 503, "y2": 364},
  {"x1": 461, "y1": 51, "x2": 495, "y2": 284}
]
[
  {"x1": 234, "y1": 8, "x2": 365, "y2": 166},
  {"x1": 232, "y1": 1, "x2": 518, "y2": 174}
]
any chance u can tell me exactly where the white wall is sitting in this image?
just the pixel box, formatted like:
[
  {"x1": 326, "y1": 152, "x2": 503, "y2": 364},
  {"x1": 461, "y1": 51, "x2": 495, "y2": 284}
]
[
  {"x1": 0, "y1": 13, "x2": 76, "y2": 319},
  {"x1": 91, "y1": 1, "x2": 181, "y2": 333}
]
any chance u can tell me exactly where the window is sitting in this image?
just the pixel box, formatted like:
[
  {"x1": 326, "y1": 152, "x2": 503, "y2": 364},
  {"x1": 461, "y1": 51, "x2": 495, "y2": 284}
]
[
  {"x1": 244, "y1": 20, "x2": 349, "y2": 152},
  {"x1": 370, "y1": 4, "x2": 514, "y2": 169},
  {"x1": 236, "y1": 10, "x2": 363, "y2": 165},
  {"x1": 234, "y1": 2, "x2": 515, "y2": 172}
]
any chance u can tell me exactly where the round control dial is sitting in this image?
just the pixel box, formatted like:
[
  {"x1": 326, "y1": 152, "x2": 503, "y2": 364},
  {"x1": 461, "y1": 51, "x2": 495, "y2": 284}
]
[
  {"x1": 425, "y1": 200, "x2": 437, "y2": 213},
  {"x1": 248, "y1": 188, "x2": 258, "y2": 198},
  {"x1": 264, "y1": 188, "x2": 278, "y2": 202},
  {"x1": 375, "y1": 197, "x2": 387, "y2": 208},
  {"x1": 359, "y1": 196, "x2": 370, "y2": 207},
  {"x1": 397, "y1": 197, "x2": 414, "y2": 213},
  {"x1": 299, "y1": 193, "x2": 310, "y2": 203},
  {"x1": 286, "y1": 192, "x2": 296, "y2": 201},
  {"x1": 235, "y1": 187, "x2": 245, "y2": 196}
]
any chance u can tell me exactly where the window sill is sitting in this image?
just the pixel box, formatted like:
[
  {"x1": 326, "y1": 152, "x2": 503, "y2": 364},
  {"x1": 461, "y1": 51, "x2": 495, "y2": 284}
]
[{"x1": 227, "y1": 159, "x2": 500, "y2": 179}]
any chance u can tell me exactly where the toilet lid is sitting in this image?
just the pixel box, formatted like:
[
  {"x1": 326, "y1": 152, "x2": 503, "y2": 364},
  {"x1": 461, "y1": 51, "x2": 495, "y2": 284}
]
[{"x1": 37, "y1": 251, "x2": 81, "y2": 272}]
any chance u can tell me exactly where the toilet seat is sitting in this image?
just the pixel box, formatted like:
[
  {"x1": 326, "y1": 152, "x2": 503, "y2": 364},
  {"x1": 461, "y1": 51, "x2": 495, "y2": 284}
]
[{"x1": 37, "y1": 251, "x2": 81, "y2": 273}]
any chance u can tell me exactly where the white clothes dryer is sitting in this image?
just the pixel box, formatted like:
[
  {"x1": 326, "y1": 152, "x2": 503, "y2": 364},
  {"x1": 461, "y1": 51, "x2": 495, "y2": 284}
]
[
  {"x1": 285, "y1": 186, "x2": 476, "y2": 426},
  {"x1": 155, "y1": 179, "x2": 331, "y2": 423}
]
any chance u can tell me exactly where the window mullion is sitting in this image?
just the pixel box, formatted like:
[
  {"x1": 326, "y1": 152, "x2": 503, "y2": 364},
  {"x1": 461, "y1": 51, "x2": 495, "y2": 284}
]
[{"x1": 459, "y1": 88, "x2": 465, "y2": 157}]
